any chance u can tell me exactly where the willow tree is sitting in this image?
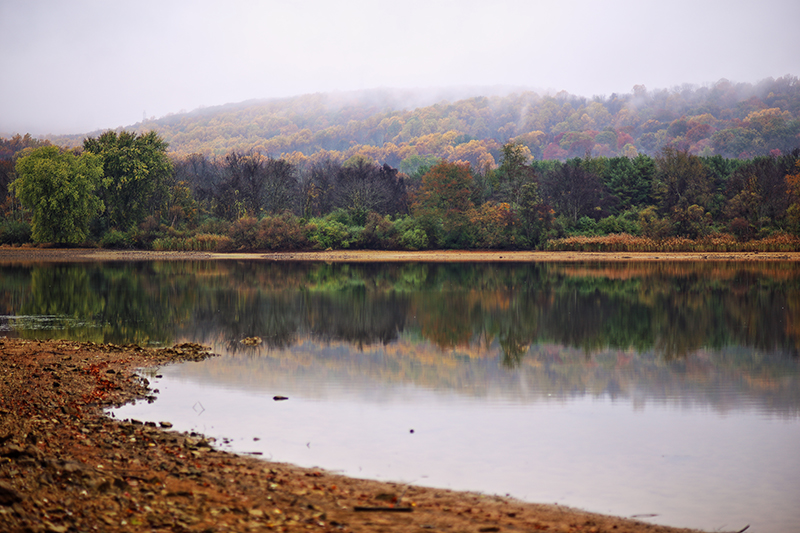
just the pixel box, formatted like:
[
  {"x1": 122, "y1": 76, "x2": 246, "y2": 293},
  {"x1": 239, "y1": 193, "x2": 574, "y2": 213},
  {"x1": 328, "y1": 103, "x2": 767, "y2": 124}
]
[
  {"x1": 13, "y1": 146, "x2": 104, "y2": 244},
  {"x1": 83, "y1": 130, "x2": 173, "y2": 230}
]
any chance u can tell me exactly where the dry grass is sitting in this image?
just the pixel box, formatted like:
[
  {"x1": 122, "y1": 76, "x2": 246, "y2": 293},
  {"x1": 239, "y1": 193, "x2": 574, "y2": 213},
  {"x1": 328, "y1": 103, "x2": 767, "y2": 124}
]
[
  {"x1": 151, "y1": 233, "x2": 233, "y2": 252},
  {"x1": 545, "y1": 232, "x2": 800, "y2": 252}
]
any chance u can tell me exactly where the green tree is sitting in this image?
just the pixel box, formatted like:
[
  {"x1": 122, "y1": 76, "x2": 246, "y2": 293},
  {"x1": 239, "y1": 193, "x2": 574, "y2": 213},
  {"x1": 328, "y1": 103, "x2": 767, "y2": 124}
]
[
  {"x1": 494, "y1": 141, "x2": 535, "y2": 205},
  {"x1": 495, "y1": 142, "x2": 550, "y2": 247},
  {"x1": 83, "y1": 130, "x2": 173, "y2": 230},
  {"x1": 12, "y1": 146, "x2": 103, "y2": 244},
  {"x1": 603, "y1": 154, "x2": 655, "y2": 210}
]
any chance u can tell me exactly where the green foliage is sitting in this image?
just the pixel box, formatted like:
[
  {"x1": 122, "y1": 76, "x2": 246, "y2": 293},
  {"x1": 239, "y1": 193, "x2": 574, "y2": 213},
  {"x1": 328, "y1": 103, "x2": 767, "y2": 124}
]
[
  {"x1": 395, "y1": 216, "x2": 429, "y2": 250},
  {"x1": 596, "y1": 210, "x2": 641, "y2": 236},
  {"x1": 306, "y1": 216, "x2": 356, "y2": 250},
  {"x1": 516, "y1": 180, "x2": 550, "y2": 247},
  {"x1": 99, "y1": 229, "x2": 134, "y2": 249},
  {"x1": 357, "y1": 212, "x2": 399, "y2": 250},
  {"x1": 576, "y1": 216, "x2": 597, "y2": 235},
  {"x1": 639, "y1": 206, "x2": 674, "y2": 238},
  {"x1": 603, "y1": 155, "x2": 655, "y2": 210},
  {"x1": 399, "y1": 154, "x2": 440, "y2": 180},
  {"x1": 83, "y1": 130, "x2": 173, "y2": 230},
  {"x1": 12, "y1": 146, "x2": 104, "y2": 244},
  {"x1": 0, "y1": 219, "x2": 32, "y2": 244}
]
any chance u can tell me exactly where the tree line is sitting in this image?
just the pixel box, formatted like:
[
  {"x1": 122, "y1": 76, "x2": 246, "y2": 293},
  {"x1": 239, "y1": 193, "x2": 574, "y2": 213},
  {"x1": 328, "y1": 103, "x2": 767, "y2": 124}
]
[{"x1": 2, "y1": 131, "x2": 800, "y2": 251}]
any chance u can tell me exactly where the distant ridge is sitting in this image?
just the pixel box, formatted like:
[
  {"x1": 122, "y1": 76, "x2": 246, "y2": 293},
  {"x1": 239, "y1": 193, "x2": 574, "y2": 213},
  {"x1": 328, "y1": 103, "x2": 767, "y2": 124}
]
[{"x1": 46, "y1": 76, "x2": 800, "y2": 163}]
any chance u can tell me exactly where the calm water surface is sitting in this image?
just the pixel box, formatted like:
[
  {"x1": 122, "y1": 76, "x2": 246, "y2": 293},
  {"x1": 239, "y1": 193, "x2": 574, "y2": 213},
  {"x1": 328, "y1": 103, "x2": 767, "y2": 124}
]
[{"x1": 1, "y1": 260, "x2": 798, "y2": 532}]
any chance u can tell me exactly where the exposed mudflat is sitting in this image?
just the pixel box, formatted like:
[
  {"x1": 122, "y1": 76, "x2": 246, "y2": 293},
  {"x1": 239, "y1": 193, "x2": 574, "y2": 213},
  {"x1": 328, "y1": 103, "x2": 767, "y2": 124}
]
[{"x1": 0, "y1": 338, "x2": 713, "y2": 533}]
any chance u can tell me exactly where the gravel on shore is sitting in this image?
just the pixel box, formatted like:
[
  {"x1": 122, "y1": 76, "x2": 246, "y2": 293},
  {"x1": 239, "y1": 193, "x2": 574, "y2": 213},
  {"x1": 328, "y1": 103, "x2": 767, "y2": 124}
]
[{"x1": 0, "y1": 338, "x2": 712, "y2": 533}]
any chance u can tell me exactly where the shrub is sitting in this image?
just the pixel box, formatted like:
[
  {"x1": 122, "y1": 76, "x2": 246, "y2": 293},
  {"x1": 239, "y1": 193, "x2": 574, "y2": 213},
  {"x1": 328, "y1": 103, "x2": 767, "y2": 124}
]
[
  {"x1": 395, "y1": 216, "x2": 429, "y2": 250},
  {"x1": 400, "y1": 226, "x2": 429, "y2": 250},
  {"x1": 468, "y1": 202, "x2": 516, "y2": 249},
  {"x1": 255, "y1": 213, "x2": 308, "y2": 251},
  {"x1": 196, "y1": 217, "x2": 232, "y2": 236},
  {"x1": 0, "y1": 220, "x2": 32, "y2": 244},
  {"x1": 100, "y1": 229, "x2": 133, "y2": 249},
  {"x1": 597, "y1": 211, "x2": 641, "y2": 236},
  {"x1": 639, "y1": 206, "x2": 673, "y2": 239},
  {"x1": 575, "y1": 216, "x2": 598, "y2": 236},
  {"x1": 228, "y1": 217, "x2": 259, "y2": 250},
  {"x1": 357, "y1": 212, "x2": 399, "y2": 249},
  {"x1": 306, "y1": 217, "x2": 355, "y2": 250}
]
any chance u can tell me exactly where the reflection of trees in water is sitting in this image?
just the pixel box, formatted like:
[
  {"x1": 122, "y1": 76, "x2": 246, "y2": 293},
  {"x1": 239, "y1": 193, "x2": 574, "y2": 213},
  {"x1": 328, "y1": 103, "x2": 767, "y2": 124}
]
[
  {"x1": 0, "y1": 260, "x2": 798, "y2": 361},
  {"x1": 12, "y1": 262, "x2": 195, "y2": 343},
  {"x1": 186, "y1": 291, "x2": 303, "y2": 351},
  {"x1": 182, "y1": 289, "x2": 409, "y2": 352},
  {"x1": 304, "y1": 289, "x2": 408, "y2": 348}
]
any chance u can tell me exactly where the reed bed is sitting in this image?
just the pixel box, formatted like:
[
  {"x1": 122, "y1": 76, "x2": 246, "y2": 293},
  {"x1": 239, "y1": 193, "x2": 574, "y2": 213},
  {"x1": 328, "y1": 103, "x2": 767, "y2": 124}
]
[
  {"x1": 151, "y1": 233, "x2": 233, "y2": 252},
  {"x1": 545, "y1": 232, "x2": 800, "y2": 253}
]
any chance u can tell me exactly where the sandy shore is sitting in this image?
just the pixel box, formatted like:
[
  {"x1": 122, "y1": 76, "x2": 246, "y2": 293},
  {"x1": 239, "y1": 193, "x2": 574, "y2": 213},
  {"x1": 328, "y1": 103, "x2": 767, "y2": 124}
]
[
  {"x1": 0, "y1": 339, "x2": 713, "y2": 533},
  {"x1": 0, "y1": 247, "x2": 798, "y2": 263}
]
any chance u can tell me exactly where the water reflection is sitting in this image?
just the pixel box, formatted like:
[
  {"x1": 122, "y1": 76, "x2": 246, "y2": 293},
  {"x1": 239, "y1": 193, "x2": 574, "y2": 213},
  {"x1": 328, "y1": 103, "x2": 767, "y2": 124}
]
[
  {"x1": 0, "y1": 260, "x2": 798, "y2": 416},
  {"x1": 2, "y1": 259, "x2": 800, "y2": 531},
  {"x1": 1, "y1": 260, "x2": 798, "y2": 358}
]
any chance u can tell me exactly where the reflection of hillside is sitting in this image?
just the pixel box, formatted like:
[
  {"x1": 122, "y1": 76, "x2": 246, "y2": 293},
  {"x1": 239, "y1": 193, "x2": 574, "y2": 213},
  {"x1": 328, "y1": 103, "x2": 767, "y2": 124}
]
[
  {"x1": 166, "y1": 334, "x2": 800, "y2": 418},
  {"x1": 1, "y1": 260, "x2": 797, "y2": 414}
]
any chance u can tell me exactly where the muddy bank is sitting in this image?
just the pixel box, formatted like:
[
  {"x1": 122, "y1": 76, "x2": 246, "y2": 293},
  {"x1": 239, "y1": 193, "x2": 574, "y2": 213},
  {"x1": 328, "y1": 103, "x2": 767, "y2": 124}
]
[
  {"x1": 0, "y1": 247, "x2": 798, "y2": 263},
  {"x1": 0, "y1": 338, "x2": 714, "y2": 533}
]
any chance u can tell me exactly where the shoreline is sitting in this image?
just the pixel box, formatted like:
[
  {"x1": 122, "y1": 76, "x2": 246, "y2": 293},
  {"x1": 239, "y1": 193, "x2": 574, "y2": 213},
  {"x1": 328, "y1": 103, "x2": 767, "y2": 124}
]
[
  {"x1": 0, "y1": 247, "x2": 798, "y2": 263},
  {"x1": 0, "y1": 338, "x2": 711, "y2": 532}
]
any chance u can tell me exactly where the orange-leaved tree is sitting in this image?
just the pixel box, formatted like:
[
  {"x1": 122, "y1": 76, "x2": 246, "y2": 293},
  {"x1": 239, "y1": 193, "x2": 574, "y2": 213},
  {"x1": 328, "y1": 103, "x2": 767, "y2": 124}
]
[{"x1": 411, "y1": 161, "x2": 475, "y2": 248}]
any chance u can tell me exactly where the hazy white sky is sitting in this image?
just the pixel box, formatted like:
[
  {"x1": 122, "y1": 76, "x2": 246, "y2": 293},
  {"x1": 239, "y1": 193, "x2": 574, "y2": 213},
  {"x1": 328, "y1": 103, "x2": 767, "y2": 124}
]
[{"x1": 2, "y1": 0, "x2": 799, "y2": 135}]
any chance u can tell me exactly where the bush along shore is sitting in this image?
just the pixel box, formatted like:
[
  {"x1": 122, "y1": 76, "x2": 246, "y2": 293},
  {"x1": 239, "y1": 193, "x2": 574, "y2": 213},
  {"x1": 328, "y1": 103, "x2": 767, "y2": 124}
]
[{"x1": 0, "y1": 337, "x2": 714, "y2": 533}]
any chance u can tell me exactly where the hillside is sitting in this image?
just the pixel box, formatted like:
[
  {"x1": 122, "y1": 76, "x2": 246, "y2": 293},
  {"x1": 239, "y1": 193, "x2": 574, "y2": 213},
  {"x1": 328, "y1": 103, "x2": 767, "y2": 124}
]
[{"x1": 48, "y1": 76, "x2": 800, "y2": 169}]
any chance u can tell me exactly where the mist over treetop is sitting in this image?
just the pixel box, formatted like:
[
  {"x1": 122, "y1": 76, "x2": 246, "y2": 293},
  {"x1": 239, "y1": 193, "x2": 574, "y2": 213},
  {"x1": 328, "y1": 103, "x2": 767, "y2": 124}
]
[{"x1": 46, "y1": 76, "x2": 800, "y2": 164}]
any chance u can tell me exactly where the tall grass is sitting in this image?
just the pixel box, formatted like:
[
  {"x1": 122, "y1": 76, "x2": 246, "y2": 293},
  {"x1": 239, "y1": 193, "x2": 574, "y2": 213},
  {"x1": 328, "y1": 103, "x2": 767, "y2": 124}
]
[
  {"x1": 545, "y1": 232, "x2": 800, "y2": 252},
  {"x1": 151, "y1": 233, "x2": 233, "y2": 252}
]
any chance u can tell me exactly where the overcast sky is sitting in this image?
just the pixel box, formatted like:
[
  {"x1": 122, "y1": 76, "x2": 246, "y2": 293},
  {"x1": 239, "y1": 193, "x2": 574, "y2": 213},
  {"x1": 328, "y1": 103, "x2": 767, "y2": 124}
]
[{"x1": 2, "y1": 0, "x2": 799, "y2": 136}]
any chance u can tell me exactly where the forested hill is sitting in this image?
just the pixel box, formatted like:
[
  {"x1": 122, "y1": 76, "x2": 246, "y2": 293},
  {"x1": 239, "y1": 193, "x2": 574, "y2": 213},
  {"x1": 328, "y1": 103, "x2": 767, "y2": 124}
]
[{"x1": 50, "y1": 76, "x2": 800, "y2": 169}]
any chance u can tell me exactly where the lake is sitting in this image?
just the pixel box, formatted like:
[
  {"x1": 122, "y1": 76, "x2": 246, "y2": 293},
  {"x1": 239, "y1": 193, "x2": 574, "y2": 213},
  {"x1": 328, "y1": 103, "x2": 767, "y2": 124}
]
[{"x1": 1, "y1": 259, "x2": 798, "y2": 532}]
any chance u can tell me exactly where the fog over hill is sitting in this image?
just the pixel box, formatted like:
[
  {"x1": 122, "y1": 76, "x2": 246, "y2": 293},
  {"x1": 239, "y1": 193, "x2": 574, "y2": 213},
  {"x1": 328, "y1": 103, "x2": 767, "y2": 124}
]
[{"x1": 45, "y1": 76, "x2": 800, "y2": 163}]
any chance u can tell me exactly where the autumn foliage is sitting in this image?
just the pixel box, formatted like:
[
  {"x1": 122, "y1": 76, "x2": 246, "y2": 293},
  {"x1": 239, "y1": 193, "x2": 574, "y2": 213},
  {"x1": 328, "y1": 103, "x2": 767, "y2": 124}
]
[{"x1": 2, "y1": 75, "x2": 800, "y2": 252}]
